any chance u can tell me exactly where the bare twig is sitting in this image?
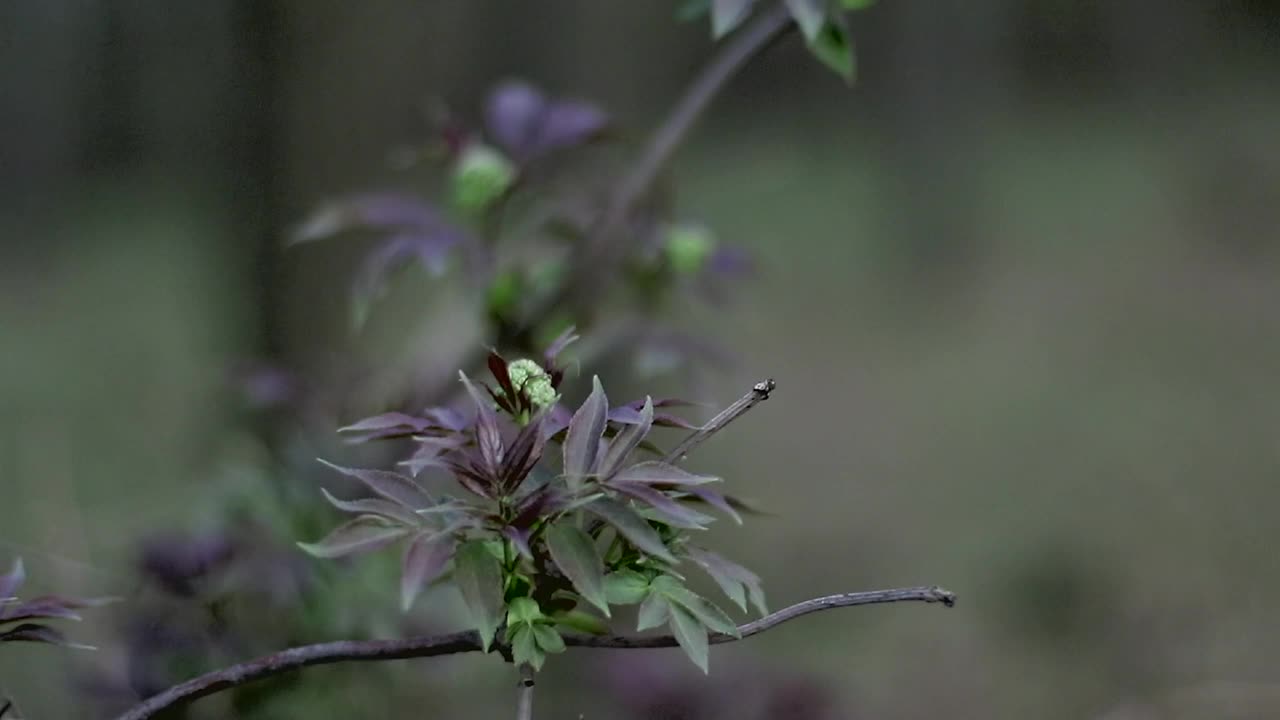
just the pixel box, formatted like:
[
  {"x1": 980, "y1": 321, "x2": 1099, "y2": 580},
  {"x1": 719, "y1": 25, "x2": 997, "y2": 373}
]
[
  {"x1": 664, "y1": 378, "x2": 775, "y2": 463},
  {"x1": 524, "y1": 1, "x2": 796, "y2": 326},
  {"x1": 114, "y1": 586, "x2": 954, "y2": 720},
  {"x1": 515, "y1": 665, "x2": 536, "y2": 720},
  {"x1": 0, "y1": 699, "x2": 12, "y2": 719}
]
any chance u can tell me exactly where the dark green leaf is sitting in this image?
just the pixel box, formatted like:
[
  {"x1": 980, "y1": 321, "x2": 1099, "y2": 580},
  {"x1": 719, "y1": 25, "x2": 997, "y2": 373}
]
[
  {"x1": 807, "y1": 18, "x2": 855, "y2": 82},
  {"x1": 297, "y1": 515, "x2": 410, "y2": 559},
  {"x1": 317, "y1": 459, "x2": 434, "y2": 510},
  {"x1": 711, "y1": 0, "x2": 755, "y2": 37},
  {"x1": 668, "y1": 604, "x2": 710, "y2": 673},
  {"x1": 545, "y1": 522, "x2": 610, "y2": 616},
  {"x1": 598, "y1": 397, "x2": 653, "y2": 480},
  {"x1": 321, "y1": 488, "x2": 423, "y2": 528},
  {"x1": 784, "y1": 0, "x2": 826, "y2": 39},
  {"x1": 531, "y1": 623, "x2": 566, "y2": 654},
  {"x1": 587, "y1": 498, "x2": 676, "y2": 563},
  {"x1": 603, "y1": 569, "x2": 650, "y2": 605},
  {"x1": 454, "y1": 540, "x2": 505, "y2": 652},
  {"x1": 563, "y1": 376, "x2": 608, "y2": 490},
  {"x1": 636, "y1": 592, "x2": 670, "y2": 631},
  {"x1": 400, "y1": 532, "x2": 454, "y2": 611},
  {"x1": 506, "y1": 597, "x2": 543, "y2": 626}
]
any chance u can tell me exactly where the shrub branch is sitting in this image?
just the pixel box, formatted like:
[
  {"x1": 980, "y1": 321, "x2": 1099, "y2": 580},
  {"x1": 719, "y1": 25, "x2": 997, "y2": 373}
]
[{"x1": 114, "y1": 586, "x2": 955, "y2": 720}]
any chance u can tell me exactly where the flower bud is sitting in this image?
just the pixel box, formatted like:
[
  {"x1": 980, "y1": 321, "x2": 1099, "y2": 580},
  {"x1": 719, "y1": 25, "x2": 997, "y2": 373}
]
[{"x1": 451, "y1": 143, "x2": 516, "y2": 213}]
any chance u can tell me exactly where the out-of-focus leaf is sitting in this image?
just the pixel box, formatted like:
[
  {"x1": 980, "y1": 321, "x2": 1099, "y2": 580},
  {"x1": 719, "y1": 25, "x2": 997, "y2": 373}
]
[
  {"x1": 676, "y1": 0, "x2": 712, "y2": 22},
  {"x1": 484, "y1": 82, "x2": 607, "y2": 163},
  {"x1": 454, "y1": 540, "x2": 505, "y2": 652},
  {"x1": 668, "y1": 603, "x2": 710, "y2": 673},
  {"x1": 535, "y1": 101, "x2": 608, "y2": 157},
  {"x1": 451, "y1": 143, "x2": 517, "y2": 214},
  {"x1": 290, "y1": 192, "x2": 441, "y2": 244},
  {"x1": 545, "y1": 523, "x2": 610, "y2": 616},
  {"x1": 320, "y1": 488, "x2": 423, "y2": 528},
  {"x1": 784, "y1": 0, "x2": 826, "y2": 39},
  {"x1": 612, "y1": 482, "x2": 714, "y2": 529},
  {"x1": 650, "y1": 575, "x2": 740, "y2": 637},
  {"x1": 612, "y1": 461, "x2": 720, "y2": 487},
  {"x1": 552, "y1": 609, "x2": 610, "y2": 635},
  {"x1": 0, "y1": 623, "x2": 95, "y2": 649},
  {"x1": 603, "y1": 570, "x2": 650, "y2": 605},
  {"x1": 297, "y1": 515, "x2": 410, "y2": 559},
  {"x1": 337, "y1": 412, "x2": 434, "y2": 439},
  {"x1": 563, "y1": 376, "x2": 608, "y2": 490},
  {"x1": 683, "y1": 486, "x2": 743, "y2": 524},
  {"x1": 587, "y1": 498, "x2": 675, "y2": 563},
  {"x1": 598, "y1": 397, "x2": 653, "y2": 480},
  {"x1": 636, "y1": 592, "x2": 670, "y2": 631},
  {"x1": 318, "y1": 459, "x2": 434, "y2": 510},
  {"x1": 0, "y1": 558, "x2": 24, "y2": 599},
  {"x1": 712, "y1": 0, "x2": 756, "y2": 37},
  {"x1": 1, "y1": 594, "x2": 116, "y2": 624},
  {"x1": 808, "y1": 17, "x2": 855, "y2": 82},
  {"x1": 531, "y1": 623, "x2": 566, "y2": 654},
  {"x1": 841, "y1": 0, "x2": 875, "y2": 8},
  {"x1": 400, "y1": 532, "x2": 454, "y2": 611},
  {"x1": 543, "y1": 325, "x2": 580, "y2": 369}
]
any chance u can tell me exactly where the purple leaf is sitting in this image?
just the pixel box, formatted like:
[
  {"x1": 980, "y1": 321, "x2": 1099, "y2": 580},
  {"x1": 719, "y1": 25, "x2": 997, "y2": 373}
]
[
  {"x1": 610, "y1": 482, "x2": 714, "y2": 529},
  {"x1": 485, "y1": 81, "x2": 547, "y2": 162},
  {"x1": 291, "y1": 192, "x2": 442, "y2": 242},
  {"x1": 598, "y1": 397, "x2": 653, "y2": 480},
  {"x1": 501, "y1": 414, "x2": 547, "y2": 492},
  {"x1": 611, "y1": 461, "x2": 720, "y2": 487},
  {"x1": 563, "y1": 376, "x2": 608, "y2": 490},
  {"x1": 318, "y1": 460, "x2": 434, "y2": 510},
  {"x1": 543, "y1": 325, "x2": 580, "y2": 368},
  {"x1": 587, "y1": 498, "x2": 675, "y2": 563},
  {"x1": 683, "y1": 486, "x2": 743, "y2": 524},
  {"x1": 338, "y1": 412, "x2": 435, "y2": 437},
  {"x1": 459, "y1": 372, "x2": 504, "y2": 479},
  {"x1": 297, "y1": 515, "x2": 411, "y2": 559},
  {"x1": 0, "y1": 558, "x2": 24, "y2": 600},
  {"x1": 712, "y1": 0, "x2": 757, "y2": 37},
  {"x1": 501, "y1": 525, "x2": 534, "y2": 561},
  {"x1": 399, "y1": 435, "x2": 467, "y2": 477},
  {"x1": 487, "y1": 352, "x2": 517, "y2": 403},
  {"x1": 686, "y1": 547, "x2": 766, "y2": 615},
  {"x1": 532, "y1": 100, "x2": 608, "y2": 157},
  {"x1": 319, "y1": 488, "x2": 424, "y2": 528},
  {"x1": 400, "y1": 532, "x2": 454, "y2": 612}
]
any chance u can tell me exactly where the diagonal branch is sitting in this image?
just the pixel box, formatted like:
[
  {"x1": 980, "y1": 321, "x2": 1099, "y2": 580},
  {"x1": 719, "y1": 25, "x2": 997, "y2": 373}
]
[
  {"x1": 664, "y1": 378, "x2": 775, "y2": 463},
  {"x1": 114, "y1": 585, "x2": 954, "y2": 720}
]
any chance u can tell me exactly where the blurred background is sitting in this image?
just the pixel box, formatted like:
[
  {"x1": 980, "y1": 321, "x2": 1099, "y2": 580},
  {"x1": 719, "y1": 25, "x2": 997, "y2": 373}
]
[{"x1": 3, "y1": 1, "x2": 1280, "y2": 718}]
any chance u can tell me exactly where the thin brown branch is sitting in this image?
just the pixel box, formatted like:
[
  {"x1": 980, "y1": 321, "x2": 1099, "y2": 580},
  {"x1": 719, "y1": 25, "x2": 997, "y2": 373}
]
[
  {"x1": 664, "y1": 378, "x2": 775, "y2": 463},
  {"x1": 114, "y1": 586, "x2": 954, "y2": 720},
  {"x1": 523, "y1": 1, "x2": 796, "y2": 326}
]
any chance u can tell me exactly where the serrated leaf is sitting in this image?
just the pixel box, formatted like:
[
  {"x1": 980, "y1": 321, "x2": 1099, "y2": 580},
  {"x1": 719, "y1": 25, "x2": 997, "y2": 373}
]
[
  {"x1": 321, "y1": 488, "x2": 423, "y2": 528},
  {"x1": 317, "y1": 459, "x2": 433, "y2": 510},
  {"x1": 650, "y1": 576, "x2": 740, "y2": 638},
  {"x1": 685, "y1": 547, "x2": 766, "y2": 615},
  {"x1": 453, "y1": 540, "x2": 505, "y2": 652},
  {"x1": 509, "y1": 624, "x2": 544, "y2": 670},
  {"x1": 587, "y1": 498, "x2": 676, "y2": 563},
  {"x1": 545, "y1": 522, "x2": 610, "y2": 616},
  {"x1": 668, "y1": 604, "x2": 709, "y2": 673},
  {"x1": 711, "y1": 0, "x2": 755, "y2": 37},
  {"x1": 506, "y1": 596, "x2": 543, "y2": 626},
  {"x1": 611, "y1": 461, "x2": 720, "y2": 486},
  {"x1": 459, "y1": 372, "x2": 503, "y2": 479},
  {"x1": 400, "y1": 532, "x2": 454, "y2": 611},
  {"x1": 597, "y1": 396, "x2": 653, "y2": 480},
  {"x1": 297, "y1": 516, "x2": 410, "y2": 559},
  {"x1": 784, "y1": 0, "x2": 826, "y2": 40},
  {"x1": 531, "y1": 623, "x2": 566, "y2": 654},
  {"x1": 551, "y1": 609, "x2": 610, "y2": 635},
  {"x1": 563, "y1": 376, "x2": 608, "y2": 489},
  {"x1": 636, "y1": 592, "x2": 670, "y2": 631},
  {"x1": 808, "y1": 18, "x2": 855, "y2": 83},
  {"x1": 603, "y1": 569, "x2": 650, "y2": 605},
  {"x1": 612, "y1": 482, "x2": 714, "y2": 529}
]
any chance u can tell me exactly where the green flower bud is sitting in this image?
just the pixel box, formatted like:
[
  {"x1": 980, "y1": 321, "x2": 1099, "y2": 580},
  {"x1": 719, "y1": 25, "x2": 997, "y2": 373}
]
[
  {"x1": 664, "y1": 224, "x2": 716, "y2": 275},
  {"x1": 451, "y1": 143, "x2": 516, "y2": 214},
  {"x1": 506, "y1": 358, "x2": 557, "y2": 409}
]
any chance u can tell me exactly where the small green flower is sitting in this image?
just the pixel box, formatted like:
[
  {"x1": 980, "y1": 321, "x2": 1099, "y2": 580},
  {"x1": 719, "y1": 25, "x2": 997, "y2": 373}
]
[
  {"x1": 451, "y1": 143, "x2": 516, "y2": 213},
  {"x1": 507, "y1": 358, "x2": 557, "y2": 409},
  {"x1": 664, "y1": 224, "x2": 716, "y2": 275}
]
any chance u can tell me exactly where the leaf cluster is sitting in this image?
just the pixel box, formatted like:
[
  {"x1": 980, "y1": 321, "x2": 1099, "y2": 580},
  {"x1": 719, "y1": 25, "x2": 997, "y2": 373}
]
[
  {"x1": 0, "y1": 558, "x2": 115, "y2": 651},
  {"x1": 300, "y1": 335, "x2": 765, "y2": 672}
]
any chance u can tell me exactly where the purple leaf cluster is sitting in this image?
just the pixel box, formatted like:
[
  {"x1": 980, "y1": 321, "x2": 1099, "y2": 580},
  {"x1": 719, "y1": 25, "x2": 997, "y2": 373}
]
[
  {"x1": 299, "y1": 333, "x2": 766, "y2": 672},
  {"x1": 0, "y1": 558, "x2": 114, "y2": 651}
]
